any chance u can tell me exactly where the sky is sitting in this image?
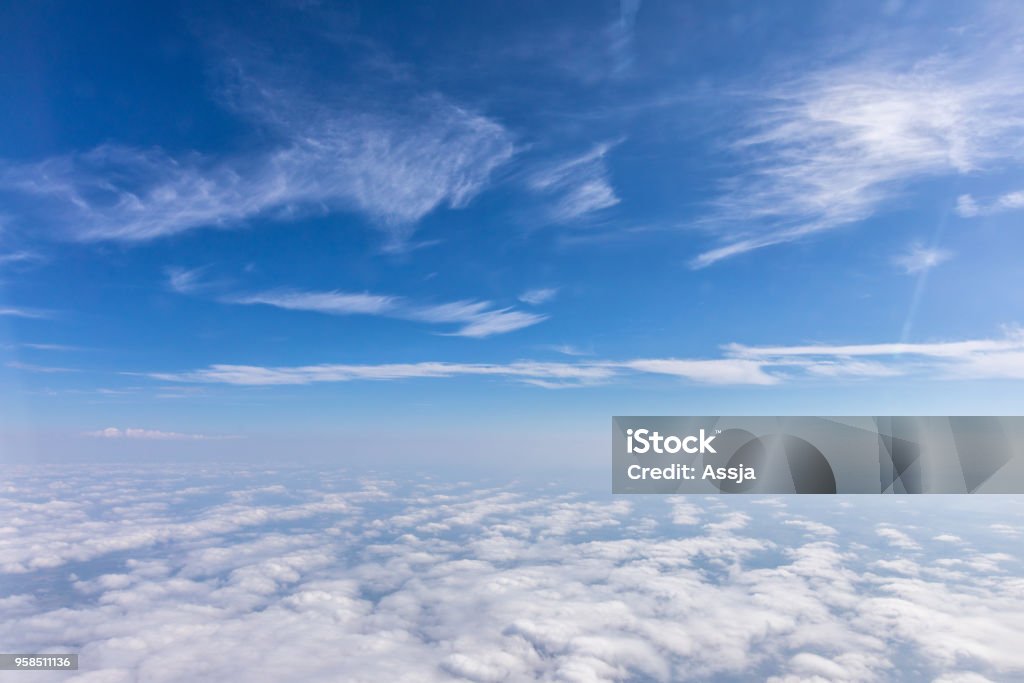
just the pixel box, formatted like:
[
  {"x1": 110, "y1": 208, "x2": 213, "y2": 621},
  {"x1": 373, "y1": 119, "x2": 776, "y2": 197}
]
[
  {"x1": 3, "y1": 0, "x2": 1024, "y2": 461},
  {"x1": 2, "y1": 5, "x2": 1024, "y2": 681}
]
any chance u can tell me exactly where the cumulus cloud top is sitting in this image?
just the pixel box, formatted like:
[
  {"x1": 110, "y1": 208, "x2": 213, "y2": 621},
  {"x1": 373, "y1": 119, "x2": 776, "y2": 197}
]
[{"x1": 0, "y1": 467, "x2": 1022, "y2": 681}]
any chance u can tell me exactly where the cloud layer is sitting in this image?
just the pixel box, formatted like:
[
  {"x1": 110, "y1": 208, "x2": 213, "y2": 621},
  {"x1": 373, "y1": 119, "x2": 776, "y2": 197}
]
[{"x1": 0, "y1": 466, "x2": 1021, "y2": 681}]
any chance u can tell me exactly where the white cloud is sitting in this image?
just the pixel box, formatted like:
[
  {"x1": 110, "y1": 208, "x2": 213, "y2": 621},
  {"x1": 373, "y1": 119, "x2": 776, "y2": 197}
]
[
  {"x1": 1, "y1": 471, "x2": 1022, "y2": 681},
  {"x1": 0, "y1": 306, "x2": 48, "y2": 319},
  {"x1": 546, "y1": 344, "x2": 591, "y2": 357},
  {"x1": 229, "y1": 289, "x2": 399, "y2": 316},
  {"x1": 933, "y1": 534, "x2": 963, "y2": 543},
  {"x1": 408, "y1": 300, "x2": 548, "y2": 338},
  {"x1": 18, "y1": 342, "x2": 80, "y2": 351},
  {"x1": 84, "y1": 427, "x2": 232, "y2": 441},
  {"x1": 139, "y1": 327, "x2": 1024, "y2": 386},
  {"x1": 148, "y1": 361, "x2": 617, "y2": 387},
  {"x1": 528, "y1": 142, "x2": 621, "y2": 222},
  {"x1": 1002, "y1": 191, "x2": 1024, "y2": 210},
  {"x1": 147, "y1": 357, "x2": 784, "y2": 387},
  {"x1": 0, "y1": 250, "x2": 42, "y2": 266},
  {"x1": 956, "y1": 194, "x2": 981, "y2": 217},
  {"x1": 168, "y1": 269, "x2": 547, "y2": 338},
  {"x1": 725, "y1": 333, "x2": 1024, "y2": 359},
  {"x1": 623, "y1": 358, "x2": 779, "y2": 385},
  {"x1": 894, "y1": 243, "x2": 953, "y2": 274},
  {"x1": 518, "y1": 288, "x2": 558, "y2": 305},
  {"x1": 695, "y1": 44, "x2": 1024, "y2": 267},
  {"x1": 784, "y1": 519, "x2": 839, "y2": 537},
  {"x1": 704, "y1": 511, "x2": 751, "y2": 533},
  {"x1": 956, "y1": 189, "x2": 1024, "y2": 217},
  {"x1": 876, "y1": 525, "x2": 921, "y2": 550},
  {"x1": 726, "y1": 328, "x2": 1024, "y2": 380},
  {"x1": 233, "y1": 289, "x2": 544, "y2": 338},
  {"x1": 802, "y1": 359, "x2": 904, "y2": 378},
  {"x1": 166, "y1": 266, "x2": 214, "y2": 295},
  {"x1": 608, "y1": 0, "x2": 642, "y2": 77},
  {"x1": 0, "y1": 59, "x2": 515, "y2": 243},
  {"x1": 6, "y1": 360, "x2": 75, "y2": 373}
]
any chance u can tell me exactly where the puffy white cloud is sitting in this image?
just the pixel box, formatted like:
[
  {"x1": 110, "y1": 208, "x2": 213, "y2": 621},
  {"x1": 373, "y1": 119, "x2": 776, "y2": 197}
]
[
  {"x1": 875, "y1": 525, "x2": 922, "y2": 551},
  {"x1": 1, "y1": 468, "x2": 1021, "y2": 681},
  {"x1": 957, "y1": 190, "x2": 1024, "y2": 217}
]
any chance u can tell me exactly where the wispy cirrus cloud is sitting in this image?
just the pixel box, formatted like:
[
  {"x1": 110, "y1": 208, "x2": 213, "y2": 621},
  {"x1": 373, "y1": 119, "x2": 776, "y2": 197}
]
[
  {"x1": 518, "y1": 287, "x2": 558, "y2": 305},
  {"x1": 0, "y1": 54, "x2": 515, "y2": 245},
  {"x1": 6, "y1": 361, "x2": 76, "y2": 373},
  {"x1": 406, "y1": 300, "x2": 548, "y2": 338},
  {"x1": 694, "y1": 39, "x2": 1024, "y2": 267},
  {"x1": 0, "y1": 307, "x2": 49, "y2": 319},
  {"x1": 148, "y1": 361, "x2": 619, "y2": 387},
  {"x1": 166, "y1": 266, "x2": 216, "y2": 295},
  {"x1": 236, "y1": 289, "x2": 545, "y2": 338},
  {"x1": 170, "y1": 269, "x2": 547, "y2": 338},
  {"x1": 0, "y1": 251, "x2": 43, "y2": 267},
  {"x1": 894, "y1": 243, "x2": 953, "y2": 274},
  {"x1": 17, "y1": 342, "x2": 80, "y2": 352},
  {"x1": 229, "y1": 289, "x2": 398, "y2": 317},
  {"x1": 143, "y1": 327, "x2": 1024, "y2": 387},
  {"x1": 727, "y1": 327, "x2": 1024, "y2": 380},
  {"x1": 621, "y1": 358, "x2": 776, "y2": 385},
  {"x1": 142, "y1": 357, "x2": 781, "y2": 388},
  {"x1": 527, "y1": 142, "x2": 620, "y2": 222}
]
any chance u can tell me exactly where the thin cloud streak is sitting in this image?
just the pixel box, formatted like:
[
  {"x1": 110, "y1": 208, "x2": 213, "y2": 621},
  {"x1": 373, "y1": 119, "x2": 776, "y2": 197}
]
[
  {"x1": 229, "y1": 290, "x2": 398, "y2": 316},
  {"x1": 18, "y1": 343, "x2": 81, "y2": 352},
  {"x1": 170, "y1": 270, "x2": 548, "y2": 338},
  {"x1": 0, "y1": 251, "x2": 43, "y2": 266},
  {"x1": 724, "y1": 332, "x2": 1024, "y2": 359},
  {"x1": 144, "y1": 328, "x2": 1024, "y2": 386},
  {"x1": 6, "y1": 361, "x2": 76, "y2": 374},
  {"x1": 84, "y1": 427, "x2": 235, "y2": 441},
  {"x1": 0, "y1": 307, "x2": 49, "y2": 319},
  {"x1": 227, "y1": 288, "x2": 545, "y2": 338}
]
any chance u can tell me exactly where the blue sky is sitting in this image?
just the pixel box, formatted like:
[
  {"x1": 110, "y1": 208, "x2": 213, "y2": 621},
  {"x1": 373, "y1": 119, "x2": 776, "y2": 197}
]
[{"x1": 2, "y1": 0, "x2": 1024, "y2": 459}]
